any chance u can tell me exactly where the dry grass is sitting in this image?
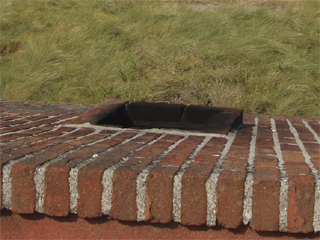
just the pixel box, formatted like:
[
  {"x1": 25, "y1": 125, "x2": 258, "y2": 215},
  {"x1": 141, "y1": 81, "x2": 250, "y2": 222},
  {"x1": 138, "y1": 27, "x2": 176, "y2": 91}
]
[{"x1": 1, "y1": 0, "x2": 319, "y2": 117}]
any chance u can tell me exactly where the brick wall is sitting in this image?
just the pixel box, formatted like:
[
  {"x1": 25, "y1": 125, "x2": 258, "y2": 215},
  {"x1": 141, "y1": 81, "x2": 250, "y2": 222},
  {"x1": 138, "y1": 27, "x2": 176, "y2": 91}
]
[{"x1": 0, "y1": 100, "x2": 319, "y2": 234}]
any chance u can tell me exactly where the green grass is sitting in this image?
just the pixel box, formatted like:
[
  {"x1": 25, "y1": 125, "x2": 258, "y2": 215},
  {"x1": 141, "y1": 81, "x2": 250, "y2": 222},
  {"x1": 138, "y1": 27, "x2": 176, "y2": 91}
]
[{"x1": 1, "y1": 0, "x2": 319, "y2": 117}]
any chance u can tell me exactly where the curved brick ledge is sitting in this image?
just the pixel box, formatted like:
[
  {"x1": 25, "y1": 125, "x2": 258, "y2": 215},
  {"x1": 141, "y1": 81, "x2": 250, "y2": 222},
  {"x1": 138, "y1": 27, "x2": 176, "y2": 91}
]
[{"x1": 0, "y1": 99, "x2": 319, "y2": 234}]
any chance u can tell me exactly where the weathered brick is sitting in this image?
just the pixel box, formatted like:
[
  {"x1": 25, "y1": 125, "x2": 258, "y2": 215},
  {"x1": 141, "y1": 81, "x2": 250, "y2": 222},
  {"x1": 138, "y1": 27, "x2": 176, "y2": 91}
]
[
  {"x1": 44, "y1": 165, "x2": 70, "y2": 216},
  {"x1": 181, "y1": 161, "x2": 215, "y2": 226},
  {"x1": 159, "y1": 153, "x2": 189, "y2": 166},
  {"x1": 281, "y1": 150, "x2": 305, "y2": 163},
  {"x1": 77, "y1": 142, "x2": 147, "y2": 218},
  {"x1": 11, "y1": 163, "x2": 37, "y2": 214},
  {"x1": 297, "y1": 134, "x2": 317, "y2": 142},
  {"x1": 285, "y1": 162, "x2": 311, "y2": 175},
  {"x1": 311, "y1": 157, "x2": 320, "y2": 172},
  {"x1": 201, "y1": 138, "x2": 227, "y2": 152},
  {"x1": 77, "y1": 167, "x2": 104, "y2": 218},
  {"x1": 10, "y1": 143, "x2": 79, "y2": 214},
  {"x1": 287, "y1": 175, "x2": 315, "y2": 233},
  {"x1": 134, "y1": 140, "x2": 173, "y2": 158},
  {"x1": 1, "y1": 140, "x2": 55, "y2": 165},
  {"x1": 225, "y1": 148, "x2": 249, "y2": 159},
  {"x1": 0, "y1": 118, "x2": 29, "y2": 128},
  {"x1": 170, "y1": 136, "x2": 204, "y2": 154},
  {"x1": 78, "y1": 134, "x2": 158, "y2": 218},
  {"x1": 222, "y1": 159, "x2": 247, "y2": 172},
  {"x1": 217, "y1": 170, "x2": 246, "y2": 228},
  {"x1": 194, "y1": 153, "x2": 220, "y2": 163},
  {"x1": 303, "y1": 142, "x2": 320, "y2": 158},
  {"x1": 0, "y1": 127, "x2": 74, "y2": 152},
  {"x1": 112, "y1": 157, "x2": 153, "y2": 221},
  {"x1": 0, "y1": 114, "x2": 72, "y2": 134},
  {"x1": 46, "y1": 128, "x2": 94, "y2": 144},
  {"x1": 0, "y1": 126, "x2": 53, "y2": 142},
  {"x1": 251, "y1": 166, "x2": 280, "y2": 231},
  {"x1": 11, "y1": 130, "x2": 109, "y2": 214},
  {"x1": 44, "y1": 138, "x2": 121, "y2": 217},
  {"x1": 242, "y1": 113, "x2": 255, "y2": 124},
  {"x1": 255, "y1": 147, "x2": 276, "y2": 156},
  {"x1": 145, "y1": 165, "x2": 179, "y2": 223},
  {"x1": 161, "y1": 135, "x2": 184, "y2": 142},
  {"x1": 255, "y1": 138, "x2": 274, "y2": 148},
  {"x1": 302, "y1": 117, "x2": 319, "y2": 135},
  {"x1": 254, "y1": 155, "x2": 278, "y2": 166}
]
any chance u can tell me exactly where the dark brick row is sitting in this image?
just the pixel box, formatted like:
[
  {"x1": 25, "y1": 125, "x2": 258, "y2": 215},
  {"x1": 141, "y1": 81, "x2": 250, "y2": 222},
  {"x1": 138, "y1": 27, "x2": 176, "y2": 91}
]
[{"x1": 72, "y1": 100, "x2": 243, "y2": 134}]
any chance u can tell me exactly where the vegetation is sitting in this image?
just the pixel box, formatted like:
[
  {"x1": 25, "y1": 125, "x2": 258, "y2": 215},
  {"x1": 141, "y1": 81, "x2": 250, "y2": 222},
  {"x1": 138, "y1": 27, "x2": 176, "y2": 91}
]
[{"x1": 1, "y1": 0, "x2": 319, "y2": 117}]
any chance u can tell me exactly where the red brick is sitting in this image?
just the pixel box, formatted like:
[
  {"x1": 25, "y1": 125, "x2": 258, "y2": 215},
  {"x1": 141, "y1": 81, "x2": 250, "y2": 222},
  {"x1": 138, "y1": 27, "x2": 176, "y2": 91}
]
[
  {"x1": 311, "y1": 158, "x2": 320, "y2": 172},
  {"x1": 112, "y1": 158, "x2": 153, "y2": 221},
  {"x1": 280, "y1": 144, "x2": 301, "y2": 151},
  {"x1": 0, "y1": 127, "x2": 74, "y2": 152},
  {"x1": 135, "y1": 144, "x2": 170, "y2": 158},
  {"x1": 11, "y1": 130, "x2": 108, "y2": 215},
  {"x1": 254, "y1": 155, "x2": 278, "y2": 166},
  {"x1": 194, "y1": 152, "x2": 220, "y2": 163},
  {"x1": 43, "y1": 138, "x2": 123, "y2": 217},
  {"x1": 77, "y1": 167, "x2": 105, "y2": 218},
  {"x1": 225, "y1": 148, "x2": 249, "y2": 159},
  {"x1": 256, "y1": 138, "x2": 274, "y2": 148},
  {"x1": 47, "y1": 128, "x2": 95, "y2": 144},
  {"x1": 0, "y1": 126, "x2": 53, "y2": 142},
  {"x1": 297, "y1": 134, "x2": 317, "y2": 142},
  {"x1": 130, "y1": 133, "x2": 162, "y2": 143},
  {"x1": 44, "y1": 165, "x2": 70, "y2": 217},
  {"x1": 217, "y1": 170, "x2": 246, "y2": 228},
  {"x1": 251, "y1": 166, "x2": 280, "y2": 231},
  {"x1": 243, "y1": 114, "x2": 255, "y2": 124},
  {"x1": 255, "y1": 147, "x2": 276, "y2": 156},
  {"x1": 281, "y1": 150, "x2": 305, "y2": 163},
  {"x1": 222, "y1": 160, "x2": 247, "y2": 172},
  {"x1": 161, "y1": 135, "x2": 184, "y2": 142},
  {"x1": 287, "y1": 175, "x2": 315, "y2": 233},
  {"x1": 0, "y1": 114, "x2": 71, "y2": 134},
  {"x1": 11, "y1": 163, "x2": 37, "y2": 214},
  {"x1": 159, "y1": 153, "x2": 189, "y2": 166},
  {"x1": 171, "y1": 136, "x2": 204, "y2": 154},
  {"x1": 1, "y1": 140, "x2": 55, "y2": 165},
  {"x1": 170, "y1": 144, "x2": 200, "y2": 154},
  {"x1": 0, "y1": 118, "x2": 29, "y2": 128},
  {"x1": 145, "y1": 166, "x2": 179, "y2": 223},
  {"x1": 285, "y1": 162, "x2": 311, "y2": 175},
  {"x1": 303, "y1": 142, "x2": 320, "y2": 158},
  {"x1": 302, "y1": 117, "x2": 319, "y2": 134},
  {"x1": 181, "y1": 161, "x2": 215, "y2": 226},
  {"x1": 113, "y1": 131, "x2": 140, "y2": 140},
  {"x1": 10, "y1": 144, "x2": 79, "y2": 214},
  {"x1": 77, "y1": 141, "x2": 149, "y2": 218},
  {"x1": 201, "y1": 138, "x2": 227, "y2": 151}
]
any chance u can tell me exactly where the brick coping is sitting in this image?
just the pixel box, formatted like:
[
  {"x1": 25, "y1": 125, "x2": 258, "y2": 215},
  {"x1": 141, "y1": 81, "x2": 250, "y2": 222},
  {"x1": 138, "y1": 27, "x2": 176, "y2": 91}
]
[{"x1": 0, "y1": 100, "x2": 319, "y2": 234}]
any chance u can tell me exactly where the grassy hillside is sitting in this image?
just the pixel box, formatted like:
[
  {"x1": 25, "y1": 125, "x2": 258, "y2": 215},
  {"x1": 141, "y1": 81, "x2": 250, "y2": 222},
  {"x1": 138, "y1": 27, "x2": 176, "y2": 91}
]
[{"x1": 1, "y1": 0, "x2": 319, "y2": 117}]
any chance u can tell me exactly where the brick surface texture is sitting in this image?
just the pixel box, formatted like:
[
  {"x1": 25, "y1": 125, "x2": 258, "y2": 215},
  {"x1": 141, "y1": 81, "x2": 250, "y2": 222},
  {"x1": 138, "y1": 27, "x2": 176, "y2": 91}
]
[{"x1": 0, "y1": 100, "x2": 319, "y2": 234}]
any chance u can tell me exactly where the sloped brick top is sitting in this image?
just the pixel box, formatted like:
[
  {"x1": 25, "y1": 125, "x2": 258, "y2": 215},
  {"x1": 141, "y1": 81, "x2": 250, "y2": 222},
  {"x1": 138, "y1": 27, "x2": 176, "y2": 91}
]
[{"x1": 0, "y1": 99, "x2": 319, "y2": 234}]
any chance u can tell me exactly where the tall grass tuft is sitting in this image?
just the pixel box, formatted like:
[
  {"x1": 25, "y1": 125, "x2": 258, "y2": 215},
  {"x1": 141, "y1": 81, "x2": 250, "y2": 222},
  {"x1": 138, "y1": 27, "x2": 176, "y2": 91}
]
[{"x1": 1, "y1": 0, "x2": 319, "y2": 117}]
